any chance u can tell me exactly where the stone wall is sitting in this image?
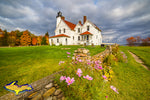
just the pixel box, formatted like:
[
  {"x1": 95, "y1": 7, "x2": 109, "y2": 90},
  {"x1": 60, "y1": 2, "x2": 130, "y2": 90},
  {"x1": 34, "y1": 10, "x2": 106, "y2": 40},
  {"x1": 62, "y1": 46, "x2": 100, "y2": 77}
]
[
  {"x1": 0, "y1": 71, "x2": 65, "y2": 100},
  {"x1": 73, "y1": 45, "x2": 113, "y2": 63}
]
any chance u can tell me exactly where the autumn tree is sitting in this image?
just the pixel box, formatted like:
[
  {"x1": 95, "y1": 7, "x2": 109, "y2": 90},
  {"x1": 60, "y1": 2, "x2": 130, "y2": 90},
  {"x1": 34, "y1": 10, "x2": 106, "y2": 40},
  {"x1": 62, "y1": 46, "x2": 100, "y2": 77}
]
[
  {"x1": 126, "y1": 37, "x2": 136, "y2": 46},
  {"x1": 7, "y1": 31, "x2": 16, "y2": 46},
  {"x1": 2, "y1": 29, "x2": 9, "y2": 46},
  {"x1": 141, "y1": 37, "x2": 150, "y2": 46},
  {"x1": 136, "y1": 36, "x2": 141, "y2": 43},
  {"x1": 37, "y1": 36, "x2": 42, "y2": 45},
  {"x1": 20, "y1": 30, "x2": 31, "y2": 46},
  {"x1": 0, "y1": 29, "x2": 4, "y2": 46},
  {"x1": 15, "y1": 30, "x2": 23, "y2": 46},
  {"x1": 45, "y1": 32, "x2": 49, "y2": 45},
  {"x1": 32, "y1": 37, "x2": 37, "y2": 45}
]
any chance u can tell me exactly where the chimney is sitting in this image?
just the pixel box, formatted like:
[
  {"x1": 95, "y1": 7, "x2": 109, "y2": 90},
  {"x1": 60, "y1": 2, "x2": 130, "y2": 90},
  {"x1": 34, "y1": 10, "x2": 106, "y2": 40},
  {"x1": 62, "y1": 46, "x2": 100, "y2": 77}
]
[
  {"x1": 61, "y1": 16, "x2": 65, "y2": 20},
  {"x1": 79, "y1": 20, "x2": 82, "y2": 25},
  {"x1": 83, "y1": 16, "x2": 87, "y2": 24}
]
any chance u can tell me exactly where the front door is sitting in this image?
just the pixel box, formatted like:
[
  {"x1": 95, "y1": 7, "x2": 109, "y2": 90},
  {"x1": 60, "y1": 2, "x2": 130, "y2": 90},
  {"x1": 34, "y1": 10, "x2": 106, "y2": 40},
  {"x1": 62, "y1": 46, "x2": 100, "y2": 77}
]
[{"x1": 87, "y1": 35, "x2": 89, "y2": 40}]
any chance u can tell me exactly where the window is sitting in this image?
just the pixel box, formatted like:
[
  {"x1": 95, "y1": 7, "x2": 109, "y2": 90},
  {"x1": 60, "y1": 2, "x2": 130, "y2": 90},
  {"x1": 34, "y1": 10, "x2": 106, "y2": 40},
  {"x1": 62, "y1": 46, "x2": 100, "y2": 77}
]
[
  {"x1": 73, "y1": 36, "x2": 74, "y2": 40},
  {"x1": 64, "y1": 28, "x2": 65, "y2": 33},
  {"x1": 59, "y1": 29, "x2": 61, "y2": 33},
  {"x1": 78, "y1": 36, "x2": 80, "y2": 41},
  {"x1": 96, "y1": 35, "x2": 98, "y2": 39},
  {"x1": 57, "y1": 38, "x2": 59, "y2": 43},
  {"x1": 78, "y1": 28, "x2": 80, "y2": 33},
  {"x1": 87, "y1": 26, "x2": 90, "y2": 31}
]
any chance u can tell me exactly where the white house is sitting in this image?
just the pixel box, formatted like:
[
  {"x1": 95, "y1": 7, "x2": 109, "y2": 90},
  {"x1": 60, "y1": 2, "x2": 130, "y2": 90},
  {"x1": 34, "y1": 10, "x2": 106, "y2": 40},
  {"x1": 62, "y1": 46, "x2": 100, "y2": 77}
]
[{"x1": 49, "y1": 11, "x2": 102, "y2": 46}]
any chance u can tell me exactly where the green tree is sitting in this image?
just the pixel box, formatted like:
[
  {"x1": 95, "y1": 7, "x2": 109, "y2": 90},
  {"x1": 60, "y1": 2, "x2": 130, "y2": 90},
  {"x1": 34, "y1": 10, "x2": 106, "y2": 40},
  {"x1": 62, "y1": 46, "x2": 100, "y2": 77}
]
[
  {"x1": 45, "y1": 32, "x2": 49, "y2": 37},
  {"x1": 41, "y1": 37, "x2": 47, "y2": 45}
]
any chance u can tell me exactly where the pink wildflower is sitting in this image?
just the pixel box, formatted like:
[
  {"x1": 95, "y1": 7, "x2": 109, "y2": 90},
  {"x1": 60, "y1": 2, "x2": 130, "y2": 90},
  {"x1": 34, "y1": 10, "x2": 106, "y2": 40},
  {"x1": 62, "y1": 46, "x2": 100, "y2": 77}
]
[
  {"x1": 76, "y1": 57, "x2": 78, "y2": 61},
  {"x1": 97, "y1": 66, "x2": 103, "y2": 70},
  {"x1": 102, "y1": 75, "x2": 107, "y2": 79},
  {"x1": 59, "y1": 61, "x2": 64, "y2": 65},
  {"x1": 110, "y1": 85, "x2": 119, "y2": 94},
  {"x1": 78, "y1": 59, "x2": 82, "y2": 62},
  {"x1": 76, "y1": 68, "x2": 82, "y2": 77},
  {"x1": 75, "y1": 61, "x2": 77, "y2": 64},
  {"x1": 83, "y1": 75, "x2": 93, "y2": 80},
  {"x1": 65, "y1": 77, "x2": 75, "y2": 85},
  {"x1": 67, "y1": 56, "x2": 70, "y2": 58},
  {"x1": 105, "y1": 96, "x2": 108, "y2": 98},
  {"x1": 60, "y1": 76, "x2": 66, "y2": 82},
  {"x1": 87, "y1": 62, "x2": 91, "y2": 65},
  {"x1": 67, "y1": 52, "x2": 71, "y2": 54}
]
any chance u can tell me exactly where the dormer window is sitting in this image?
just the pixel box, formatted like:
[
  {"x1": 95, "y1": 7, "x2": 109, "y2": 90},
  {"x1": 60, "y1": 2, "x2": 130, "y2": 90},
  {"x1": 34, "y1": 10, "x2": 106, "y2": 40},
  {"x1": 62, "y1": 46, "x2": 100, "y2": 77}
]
[
  {"x1": 64, "y1": 28, "x2": 65, "y2": 33},
  {"x1": 78, "y1": 28, "x2": 80, "y2": 33},
  {"x1": 87, "y1": 26, "x2": 90, "y2": 31},
  {"x1": 59, "y1": 29, "x2": 61, "y2": 33}
]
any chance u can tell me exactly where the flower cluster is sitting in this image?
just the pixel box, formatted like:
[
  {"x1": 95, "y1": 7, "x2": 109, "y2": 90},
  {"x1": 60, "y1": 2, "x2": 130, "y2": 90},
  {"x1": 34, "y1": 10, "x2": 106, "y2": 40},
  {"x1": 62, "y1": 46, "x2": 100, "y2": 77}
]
[
  {"x1": 60, "y1": 68, "x2": 93, "y2": 86},
  {"x1": 94, "y1": 60, "x2": 103, "y2": 70}
]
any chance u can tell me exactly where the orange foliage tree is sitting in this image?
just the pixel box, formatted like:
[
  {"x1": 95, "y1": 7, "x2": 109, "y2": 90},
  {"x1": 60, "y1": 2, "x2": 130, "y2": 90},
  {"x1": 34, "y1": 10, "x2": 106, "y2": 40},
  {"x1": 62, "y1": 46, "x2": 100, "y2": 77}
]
[
  {"x1": 126, "y1": 37, "x2": 136, "y2": 46},
  {"x1": 20, "y1": 30, "x2": 31, "y2": 46},
  {"x1": 32, "y1": 37, "x2": 37, "y2": 45}
]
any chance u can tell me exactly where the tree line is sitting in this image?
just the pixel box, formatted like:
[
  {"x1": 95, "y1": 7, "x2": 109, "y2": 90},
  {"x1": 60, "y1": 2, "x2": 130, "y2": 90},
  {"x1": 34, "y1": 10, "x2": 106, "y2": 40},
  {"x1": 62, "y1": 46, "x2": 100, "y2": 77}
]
[
  {"x1": 0, "y1": 28, "x2": 49, "y2": 47},
  {"x1": 126, "y1": 36, "x2": 150, "y2": 46}
]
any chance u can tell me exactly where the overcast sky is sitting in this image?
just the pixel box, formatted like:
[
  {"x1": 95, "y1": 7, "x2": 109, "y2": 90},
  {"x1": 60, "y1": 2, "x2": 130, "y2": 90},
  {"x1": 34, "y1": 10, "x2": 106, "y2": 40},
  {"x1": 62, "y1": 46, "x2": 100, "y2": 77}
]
[{"x1": 0, "y1": 0, "x2": 150, "y2": 44}]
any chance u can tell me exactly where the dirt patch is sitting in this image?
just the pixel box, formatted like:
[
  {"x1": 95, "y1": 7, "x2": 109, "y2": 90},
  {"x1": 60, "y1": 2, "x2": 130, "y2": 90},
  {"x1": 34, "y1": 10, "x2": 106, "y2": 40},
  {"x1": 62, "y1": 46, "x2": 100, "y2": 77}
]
[{"x1": 128, "y1": 50, "x2": 149, "y2": 70}]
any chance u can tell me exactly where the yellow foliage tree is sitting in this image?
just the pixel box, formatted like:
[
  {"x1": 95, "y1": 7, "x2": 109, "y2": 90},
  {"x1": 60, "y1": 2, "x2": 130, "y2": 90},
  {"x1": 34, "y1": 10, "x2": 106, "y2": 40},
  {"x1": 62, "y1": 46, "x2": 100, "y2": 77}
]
[
  {"x1": 37, "y1": 36, "x2": 42, "y2": 45},
  {"x1": 20, "y1": 30, "x2": 31, "y2": 46}
]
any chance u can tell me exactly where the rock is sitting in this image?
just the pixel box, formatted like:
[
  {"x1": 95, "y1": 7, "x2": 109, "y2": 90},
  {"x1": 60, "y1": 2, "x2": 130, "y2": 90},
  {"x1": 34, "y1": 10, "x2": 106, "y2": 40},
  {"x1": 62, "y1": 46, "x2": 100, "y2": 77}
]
[
  {"x1": 62, "y1": 96, "x2": 65, "y2": 100},
  {"x1": 45, "y1": 83, "x2": 53, "y2": 89},
  {"x1": 43, "y1": 87, "x2": 56, "y2": 98},
  {"x1": 79, "y1": 54, "x2": 87, "y2": 57},
  {"x1": 28, "y1": 92, "x2": 38, "y2": 99},
  {"x1": 54, "y1": 89, "x2": 62, "y2": 96},
  {"x1": 74, "y1": 50, "x2": 78, "y2": 53},
  {"x1": 54, "y1": 84, "x2": 58, "y2": 87},
  {"x1": 57, "y1": 93, "x2": 64, "y2": 99},
  {"x1": 31, "y1": 94, "x2": 42, "y2": 100},
  {"x1": 83, "y1": 49, "x2": 89, "y2": 54},
  {"x1": 45, "y1": 96, "x2": 53, "y2": 100},
  {"x1": 52, "y1": 96, "x2": 57, "y2": 100}
]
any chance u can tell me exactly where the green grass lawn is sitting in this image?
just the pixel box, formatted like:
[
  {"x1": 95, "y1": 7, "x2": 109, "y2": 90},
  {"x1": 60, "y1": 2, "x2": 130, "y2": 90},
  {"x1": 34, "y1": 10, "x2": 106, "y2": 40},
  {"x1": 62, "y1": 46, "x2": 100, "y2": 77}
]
[
  {"x1": 0, "y1": 45, "x2": 150, "y2": 99},
  {"x1": 0, "y1": 45, "x2": 105, "y2": 96},
  {"x1": 124, "y1": 46, "x2": 150, "y2": 69}
]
